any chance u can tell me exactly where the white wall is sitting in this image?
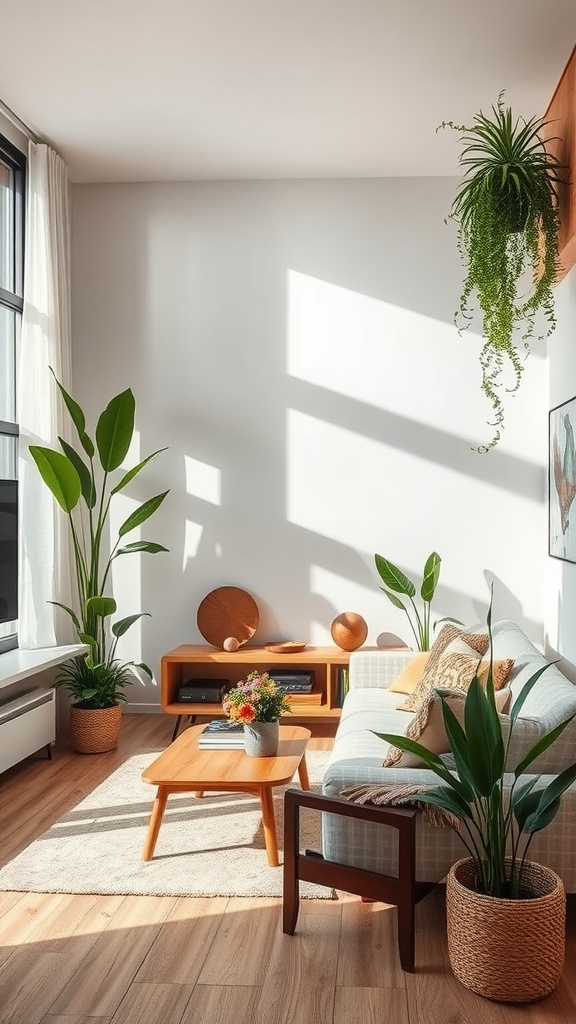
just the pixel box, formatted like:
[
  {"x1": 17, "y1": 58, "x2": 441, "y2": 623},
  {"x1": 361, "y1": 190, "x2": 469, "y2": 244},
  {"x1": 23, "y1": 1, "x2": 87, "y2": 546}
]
[
  {"x1": 71, "y1": 178, "x2": 547, "y2": 707},
  {"x1": 545, "y1": 267, "x2": 576, "y2": 680}
]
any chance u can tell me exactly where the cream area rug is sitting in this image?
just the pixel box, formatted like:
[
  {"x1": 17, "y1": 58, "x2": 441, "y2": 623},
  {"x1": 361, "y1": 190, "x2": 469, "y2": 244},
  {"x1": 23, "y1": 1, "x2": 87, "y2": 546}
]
[{"x1": 0, "y1": 748, "x2": 334, "y2": 899}]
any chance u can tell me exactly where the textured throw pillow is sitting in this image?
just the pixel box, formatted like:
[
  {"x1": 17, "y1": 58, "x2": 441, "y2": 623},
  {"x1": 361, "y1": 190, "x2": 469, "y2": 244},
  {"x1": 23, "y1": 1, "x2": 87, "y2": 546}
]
[
  {"x1": 384, "y1": 684, "x2": 512, "y2": 768},
  {"x1": 388, "y1": 653, "x2": 431, "y2": 694},
  {"x1": 396, "y1": 624, "x2": 490, "y2": 713},
  {"x1": 414, "y1": 637, "x2": 514, "y2": 698}
]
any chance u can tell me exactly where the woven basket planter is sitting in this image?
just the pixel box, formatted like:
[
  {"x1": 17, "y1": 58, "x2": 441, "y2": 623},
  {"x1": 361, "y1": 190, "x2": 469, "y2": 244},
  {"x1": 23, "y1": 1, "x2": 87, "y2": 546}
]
[
  {"x1": 70, "y1": 704, "x2": 122, "y2": 754},
  {"x1": 447, "y1": 857, "x2": 565, "y2": 1002}
]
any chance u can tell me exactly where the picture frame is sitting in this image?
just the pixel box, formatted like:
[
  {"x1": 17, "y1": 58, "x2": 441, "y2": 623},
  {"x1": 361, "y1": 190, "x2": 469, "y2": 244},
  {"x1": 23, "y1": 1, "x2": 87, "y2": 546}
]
[{"x1": 549, "y1": 395, "x2": 576, "y2": 564}]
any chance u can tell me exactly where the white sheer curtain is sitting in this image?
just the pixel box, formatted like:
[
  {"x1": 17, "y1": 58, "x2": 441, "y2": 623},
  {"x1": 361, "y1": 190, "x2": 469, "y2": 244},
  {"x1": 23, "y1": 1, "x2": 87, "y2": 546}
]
[{"x1": 18, "y1": 143, "x2": 74, "y2": 648}]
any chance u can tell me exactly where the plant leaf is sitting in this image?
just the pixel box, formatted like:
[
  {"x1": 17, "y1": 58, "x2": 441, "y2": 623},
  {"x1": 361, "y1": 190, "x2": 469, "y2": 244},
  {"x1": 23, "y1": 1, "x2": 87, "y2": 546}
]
[
  {"x1": 110, "y1": 448, "x2": 168, "y2": 495},
  {"x1": 118, "y1": 491, "x2": 169, "y2": 537},
  {"x1": 29, "y1": 446, "x2": 81, "y2": 513},
  {"x1": 463, "y1": 676, "x2": 502, "y2": 795},
  {"x1": 374, "y1": 554, "x2": 416, "y2": 597},
  {"x1": 86, "y1": 596, "x2": 117, "y2": 618},
  {"x1": 134, "y1": 661, "x2": 153, "y2": 677},
  {"x1": 514, "y1": 716, "x2": 576, "y2": 776},
  {"x1": 112, "y1": 612, "x2": 150, "y2": 638},
  {"x1": 421, "y1": 552, "x2": 441, "y2": 602},
  {"x1": 48, "y1": 600, "x2": 81, "y2": 632},
  {"x1": 379, "y1": 588, "x2": 406, "y2": 611},
  {"x1": 113, "y1": 541, "x2": 169, "y2": 558},
  {"x1": 95, "y1": 388, "x2": 135, "y2": 471},
  {"x1": 50, "y1": 369, "x2": 95, "y2": 457},
  {"x1": 373, "y1": 731, "x2": 471, "y2": 799},
  {"x1": 58, "y1": 437, "x2": 96, "y2": 509}
]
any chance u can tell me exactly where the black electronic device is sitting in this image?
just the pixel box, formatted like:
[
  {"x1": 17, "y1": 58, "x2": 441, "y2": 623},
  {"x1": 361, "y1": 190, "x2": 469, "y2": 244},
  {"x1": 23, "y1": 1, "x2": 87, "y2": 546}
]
[
  {"x1": 178, "y1": 679, "x2": 230, "y2": 703},
  {"x1": 267, "y1": 669, "x2": 314, "y2": 693}
]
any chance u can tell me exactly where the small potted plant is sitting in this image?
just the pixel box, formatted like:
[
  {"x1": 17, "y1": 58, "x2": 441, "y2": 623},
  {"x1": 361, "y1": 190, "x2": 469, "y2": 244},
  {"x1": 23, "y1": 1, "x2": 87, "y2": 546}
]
[
  {"x1": 222, "y1": 671, "x2": 292, "y2": 756},
  {"x1": 374, "y1": 550, "x2": 462, "y2": 651},
  {"x1": 439, "y1": 92, "x2": 564, "y2": 451},
  {"x1": 376, "y1": 603, "x2": 576, "y2": 1002},
  {"x1": 30, "y1": 372, "x2": 169, "y2": 753}
]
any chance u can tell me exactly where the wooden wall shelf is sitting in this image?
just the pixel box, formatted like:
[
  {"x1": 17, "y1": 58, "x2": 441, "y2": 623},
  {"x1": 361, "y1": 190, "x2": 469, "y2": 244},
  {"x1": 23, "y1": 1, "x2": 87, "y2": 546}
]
[{"x1": 544, "y1": 44, "x2": 576, "y2": 282}]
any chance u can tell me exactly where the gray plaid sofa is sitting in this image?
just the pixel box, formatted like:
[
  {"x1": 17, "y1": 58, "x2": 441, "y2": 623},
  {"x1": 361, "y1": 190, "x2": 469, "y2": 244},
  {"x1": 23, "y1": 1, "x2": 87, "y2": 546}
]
[{"x1": 322, "y1": 619, "x2": 576, "y2": 889}]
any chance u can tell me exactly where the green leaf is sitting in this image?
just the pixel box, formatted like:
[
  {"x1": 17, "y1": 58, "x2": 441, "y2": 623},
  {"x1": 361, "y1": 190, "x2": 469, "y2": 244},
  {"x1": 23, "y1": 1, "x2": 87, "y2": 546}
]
[
  {"x1": 48, "y1": 600, "x2": 81, "y2": 632},
  {"x1": 510, "y1": 663, "x2": 555, "y2": 724},
  {"x1": 95, "y1": 388, "x2": 135, "y2": 471},
  {"x1": 439, "y1": 697, "x2": 476, "y2": 799},
  {"x1": 112, "y1": 612, "x2": 150, "y2": 638},
  {"x1": 113, "y1": 541, "x2": 169, "y2": 557},
  {"x1": 521, "y1": 762, "x2": 576, "y2": 835},
  {"x1": 514, "y1": 716, "x2": 576, "y2": 776},
  {"x1": 413, "y1": 786, "x2": 474, "y2": 822},
  {"x1": 379, "y1": 588, "x2": 406, "y2": 611},
  {"x1": 50, "y1": 369, "x2": 95, "y2": 457},
  {"x1": 110, "y1": 448, "x2": 169, "y2": 495},
  {"x1": 463, "y1": 677, "x2": 502, "y2": 795},
  {"x1": 134, "y1": 661, "x2": 153, "y2": 678},
  {"x1": 78, "y1": 632, "x2": 97, "y2": 646},
  {"x1": 524, "y1": 796, "x2": 562, "y2": 835},
  {"x1": 421, "y1": 552, "x2": 441, "y2": 602},
  {"x1": 118, "y1": 491, "x2": 169, "y2": 537},
  {"x1": 58, "y1": 437, "x2": 96, "y2": 509},
  {"x1": 29, "y1": 446, "x2": 81, "y2": 513},
  {"x1": 86, "y1": 596, "x2": 117, "y2": 618},
  {"x1": 374, "y1": 554, "x2": 416, "y2": 597},
  {"x1": 373, "y1": 732, "x2": 470, "y2": 799}
]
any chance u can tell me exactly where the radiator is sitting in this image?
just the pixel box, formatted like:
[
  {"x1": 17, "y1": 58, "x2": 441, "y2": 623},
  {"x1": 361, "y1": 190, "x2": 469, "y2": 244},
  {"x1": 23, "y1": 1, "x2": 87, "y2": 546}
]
[{"x1": 0, "y1": 688, "x2": 56, "y2": 774}]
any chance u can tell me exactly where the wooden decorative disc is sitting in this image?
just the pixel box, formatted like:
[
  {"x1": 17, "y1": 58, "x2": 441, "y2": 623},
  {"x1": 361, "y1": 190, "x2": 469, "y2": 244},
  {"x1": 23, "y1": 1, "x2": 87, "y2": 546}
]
[{"x1": 197, "y1": 586, "x2": 259, "y2": 648}]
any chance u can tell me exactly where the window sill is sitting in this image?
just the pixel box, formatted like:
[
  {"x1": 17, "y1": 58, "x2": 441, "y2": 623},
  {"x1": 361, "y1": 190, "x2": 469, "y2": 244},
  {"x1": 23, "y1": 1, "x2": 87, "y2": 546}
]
[{"x1": 0, "y1": 645, "x2": 86, "y2": 690}]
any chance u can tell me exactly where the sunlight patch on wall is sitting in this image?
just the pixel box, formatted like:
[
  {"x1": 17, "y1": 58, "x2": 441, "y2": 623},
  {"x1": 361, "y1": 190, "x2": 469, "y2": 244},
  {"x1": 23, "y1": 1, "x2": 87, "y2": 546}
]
[
  {"x1": 183, "y1": 519, "x2": 204, "y2": 569},
  {"x1": 286, "y1": 269, "x2": 539, "y2": 448},
  {"x1": 286, "y1": 408, "x2": 542, "y2": 608},
  {"x1": 185, "y1": 455, "x2": 221, "y2": 505}
]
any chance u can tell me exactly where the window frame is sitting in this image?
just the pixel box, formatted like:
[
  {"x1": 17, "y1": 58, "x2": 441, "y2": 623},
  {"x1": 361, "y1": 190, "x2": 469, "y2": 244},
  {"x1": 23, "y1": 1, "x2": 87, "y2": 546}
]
[{"x1": 0, "y1": 131, "x2": 26, "y2": 654}]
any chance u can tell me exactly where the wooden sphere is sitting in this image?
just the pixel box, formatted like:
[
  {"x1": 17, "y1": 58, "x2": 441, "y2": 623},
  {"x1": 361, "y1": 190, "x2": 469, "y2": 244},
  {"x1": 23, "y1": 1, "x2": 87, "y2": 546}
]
[{"x1": 331, "y1": 612, "x2": 368, "y2": 651}]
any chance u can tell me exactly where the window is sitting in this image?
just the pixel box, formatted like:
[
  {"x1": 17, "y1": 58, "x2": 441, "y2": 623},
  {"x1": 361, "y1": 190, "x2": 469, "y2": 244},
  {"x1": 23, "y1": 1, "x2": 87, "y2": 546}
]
[{"x1": 0, "y1": 133, "x2": 25, "y2": 653}]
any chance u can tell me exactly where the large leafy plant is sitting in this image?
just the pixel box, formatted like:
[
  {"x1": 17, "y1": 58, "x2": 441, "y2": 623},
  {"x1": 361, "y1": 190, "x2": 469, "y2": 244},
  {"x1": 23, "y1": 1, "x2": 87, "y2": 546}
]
[
  {"x1": 374, "y1": 551, "x2": 459, "y2": 651},
  {"x1": 30, "y1": 373, "x2": 169, "y2": 708},
  {"x1": 376, "y1": 603, "x2": 576, "y2": 898},
  {"x1": 440, "y1": 93, "x2": 564, "y2": 452}
]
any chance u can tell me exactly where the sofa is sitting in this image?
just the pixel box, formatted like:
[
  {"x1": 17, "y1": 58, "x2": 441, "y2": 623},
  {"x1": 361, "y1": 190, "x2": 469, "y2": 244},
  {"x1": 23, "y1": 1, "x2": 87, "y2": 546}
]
[{"x1": 321, "y1": 619, "x2": 576, "y2": 891}]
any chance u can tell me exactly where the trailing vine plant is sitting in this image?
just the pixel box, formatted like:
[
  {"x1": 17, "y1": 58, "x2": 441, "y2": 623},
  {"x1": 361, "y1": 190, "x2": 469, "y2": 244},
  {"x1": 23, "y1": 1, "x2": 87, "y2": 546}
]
[{"x1": 439, "y1": 92, "x2": 564, "y2": 452}]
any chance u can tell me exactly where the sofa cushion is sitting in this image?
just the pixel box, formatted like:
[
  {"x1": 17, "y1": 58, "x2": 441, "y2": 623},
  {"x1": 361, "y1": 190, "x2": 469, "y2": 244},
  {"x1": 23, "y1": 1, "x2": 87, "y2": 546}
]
[
  {"x1": 397, "y1": 627, "x2": 490, "y2": 713},
  {"x1": 384, "y1": 684, "x2": 513, "y2": 768},
  {"x1": 387, "y1": 652, "x2": 430, "y2": 694}
]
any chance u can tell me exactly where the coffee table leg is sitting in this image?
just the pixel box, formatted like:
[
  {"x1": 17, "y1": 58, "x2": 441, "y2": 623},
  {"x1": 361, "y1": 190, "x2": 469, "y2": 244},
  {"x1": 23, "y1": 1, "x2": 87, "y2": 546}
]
[
  {"x1": 297, "y1": 753, "x2": 310, "y2": 791},
  {"x1": 142, "y1": 786, "x2": 169, "y2": 861},
  {"x1": 259, "y1": 787, "x2": 279, "y2": 867}
]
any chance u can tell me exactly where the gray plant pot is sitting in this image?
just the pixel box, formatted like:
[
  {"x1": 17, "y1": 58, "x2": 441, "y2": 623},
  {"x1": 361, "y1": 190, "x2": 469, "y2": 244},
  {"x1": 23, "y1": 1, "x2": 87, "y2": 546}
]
[{"x1": 243, "y1": 720, "x2": 279, "y2": 757}]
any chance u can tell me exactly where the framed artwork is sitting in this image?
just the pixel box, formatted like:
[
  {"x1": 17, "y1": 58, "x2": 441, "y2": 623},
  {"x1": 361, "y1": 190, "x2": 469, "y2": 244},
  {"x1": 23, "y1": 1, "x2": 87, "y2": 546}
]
[{"x1": 549, "y1": 395, "x2": 576, "y2": 563}]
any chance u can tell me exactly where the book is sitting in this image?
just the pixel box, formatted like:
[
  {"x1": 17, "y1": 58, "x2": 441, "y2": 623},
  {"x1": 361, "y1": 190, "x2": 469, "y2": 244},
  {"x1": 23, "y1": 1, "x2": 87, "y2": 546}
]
[{"x1": 198, "y1": 720, "x2": 245, "y2": 748}]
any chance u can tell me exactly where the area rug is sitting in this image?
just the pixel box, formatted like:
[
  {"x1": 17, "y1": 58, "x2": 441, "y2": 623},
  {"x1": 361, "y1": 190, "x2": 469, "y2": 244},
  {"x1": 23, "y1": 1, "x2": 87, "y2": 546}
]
[{"x1": 0, "y1": 748, "x2": 334, "y2": 899}]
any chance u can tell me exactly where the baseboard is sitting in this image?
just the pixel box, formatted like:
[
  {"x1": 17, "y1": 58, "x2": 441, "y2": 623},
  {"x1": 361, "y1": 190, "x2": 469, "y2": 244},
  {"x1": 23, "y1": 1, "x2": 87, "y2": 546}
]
[{"x1": 124, "y1": 702, "x2": 163, "y2": 715}]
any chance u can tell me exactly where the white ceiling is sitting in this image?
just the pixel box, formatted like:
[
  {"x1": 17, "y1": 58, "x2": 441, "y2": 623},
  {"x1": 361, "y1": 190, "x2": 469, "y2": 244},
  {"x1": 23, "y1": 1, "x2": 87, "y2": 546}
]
[{"x1": 1, "y1": 0, "x2": 575, "y2": 183}]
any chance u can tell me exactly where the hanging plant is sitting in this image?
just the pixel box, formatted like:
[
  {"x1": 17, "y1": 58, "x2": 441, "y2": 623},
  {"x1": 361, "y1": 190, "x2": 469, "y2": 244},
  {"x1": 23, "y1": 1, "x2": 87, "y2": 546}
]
[{"x1": 439, "y1": 92, "x2": 564, "y2": 452}]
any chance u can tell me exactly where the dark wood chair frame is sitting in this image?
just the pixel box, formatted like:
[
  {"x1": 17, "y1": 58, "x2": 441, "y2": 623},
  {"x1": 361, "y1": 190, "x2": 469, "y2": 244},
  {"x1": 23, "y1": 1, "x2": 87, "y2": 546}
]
[{"x1": 283, "y1": 788, "x2": 436, "y2": 972}]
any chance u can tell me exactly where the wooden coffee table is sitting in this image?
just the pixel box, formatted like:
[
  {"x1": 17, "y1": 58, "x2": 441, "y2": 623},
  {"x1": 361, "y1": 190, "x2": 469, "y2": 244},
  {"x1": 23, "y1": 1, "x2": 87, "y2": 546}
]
[{"x1": 141, "y1": 724, "x2": 311, "y2": 867}]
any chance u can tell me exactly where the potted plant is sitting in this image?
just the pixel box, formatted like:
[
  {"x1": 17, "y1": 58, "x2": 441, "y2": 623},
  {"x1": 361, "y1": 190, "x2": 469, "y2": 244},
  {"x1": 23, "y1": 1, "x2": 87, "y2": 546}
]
[
  {"x1": 222, "y1": 671, "x2": 292, "y2": 756},
  {"x1": 439, "y1": 92, "x2": 564, "y2": 452},
  {"x1": 374, "y1": 551, "x2": 461, "y2": 651},
  {"x1": 376, "y1": 604, "x2": 576, "y2": 1002},
  {"x1": 30, "y1": 373, "x2": 169, "y2": 753}
]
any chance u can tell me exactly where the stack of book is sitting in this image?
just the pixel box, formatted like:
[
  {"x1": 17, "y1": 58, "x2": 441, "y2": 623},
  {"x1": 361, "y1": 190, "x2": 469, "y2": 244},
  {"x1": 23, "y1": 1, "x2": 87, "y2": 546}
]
[{"x1": 197, "y1": 720, "x2": 245, "y2": 749}]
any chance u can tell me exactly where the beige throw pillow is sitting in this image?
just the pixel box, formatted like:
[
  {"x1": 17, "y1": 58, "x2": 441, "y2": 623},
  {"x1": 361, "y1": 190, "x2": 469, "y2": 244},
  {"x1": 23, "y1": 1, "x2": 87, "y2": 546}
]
[
  {"x1": 384, "y1": 684, "x2": 512, "y2": 768},
  {"x1": 388, "y1": 653, "x2": 431, "y2": 694},
  {"x1": 396, "y1": 624, "x2": 490, "y2": 713}
]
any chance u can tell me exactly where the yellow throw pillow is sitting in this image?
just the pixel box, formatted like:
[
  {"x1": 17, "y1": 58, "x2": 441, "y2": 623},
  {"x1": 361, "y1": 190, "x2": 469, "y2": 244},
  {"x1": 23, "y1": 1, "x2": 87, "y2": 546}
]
[
  {"x1": 396, "y1": 624, "x2": 490, "y2": 713},
  {"x1": 384, "y1": 684, "x2": 512, "y2": 768},
  {"x1": 388, "y1": 653, "x2": 431, "y2": 695}
]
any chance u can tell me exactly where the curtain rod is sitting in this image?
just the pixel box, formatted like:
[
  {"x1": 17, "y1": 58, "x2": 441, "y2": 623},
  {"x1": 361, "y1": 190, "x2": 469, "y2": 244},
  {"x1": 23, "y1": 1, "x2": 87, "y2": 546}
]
[{"x1": 0, "y1": 98, "x2": 43, "y2": 144}]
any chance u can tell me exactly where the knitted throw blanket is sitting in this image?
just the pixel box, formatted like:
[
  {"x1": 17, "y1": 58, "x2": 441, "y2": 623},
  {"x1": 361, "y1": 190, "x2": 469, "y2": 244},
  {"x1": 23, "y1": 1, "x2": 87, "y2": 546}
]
[{"x1": 340, "y1": 783, "x2": 461, "y2": 830}]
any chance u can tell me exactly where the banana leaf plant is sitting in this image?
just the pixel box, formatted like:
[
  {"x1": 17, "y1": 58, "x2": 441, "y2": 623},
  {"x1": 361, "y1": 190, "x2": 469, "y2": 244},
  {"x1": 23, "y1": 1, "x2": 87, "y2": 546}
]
[
  {"x1": 374, "y1": 551, "x2": 461, "y2": 651},
  {"x1": 29, "y1": 371, "x2": 169, "y2": 708},
  {"x1": 375, "y1": 601, "x2": 576, "y2": 898}
]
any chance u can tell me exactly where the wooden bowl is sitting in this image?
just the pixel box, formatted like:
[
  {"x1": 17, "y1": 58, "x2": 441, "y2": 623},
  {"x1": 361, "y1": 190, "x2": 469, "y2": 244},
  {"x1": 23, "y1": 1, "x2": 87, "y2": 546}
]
[{"x1": 264, "y1": 641, "x2": 307, "y2": 654}]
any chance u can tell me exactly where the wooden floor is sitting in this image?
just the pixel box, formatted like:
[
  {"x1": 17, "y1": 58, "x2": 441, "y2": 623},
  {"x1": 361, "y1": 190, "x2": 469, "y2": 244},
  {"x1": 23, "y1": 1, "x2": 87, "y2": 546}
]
[{"x1": 0, "y1": 714, "x2": 575, "y2": 1024}]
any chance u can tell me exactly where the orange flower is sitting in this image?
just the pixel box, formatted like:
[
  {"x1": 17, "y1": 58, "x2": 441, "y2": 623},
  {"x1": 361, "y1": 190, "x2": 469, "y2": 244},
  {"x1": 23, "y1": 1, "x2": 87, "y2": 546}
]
[{"x1": 237, "y1": 703, "x2": 256, "y2": 724}]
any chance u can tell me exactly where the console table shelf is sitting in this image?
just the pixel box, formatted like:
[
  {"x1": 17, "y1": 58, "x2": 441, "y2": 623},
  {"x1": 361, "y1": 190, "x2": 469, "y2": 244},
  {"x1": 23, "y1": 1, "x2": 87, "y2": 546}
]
[{"x1": 160, "y1": 644, "x2": 351, "y2": 720}]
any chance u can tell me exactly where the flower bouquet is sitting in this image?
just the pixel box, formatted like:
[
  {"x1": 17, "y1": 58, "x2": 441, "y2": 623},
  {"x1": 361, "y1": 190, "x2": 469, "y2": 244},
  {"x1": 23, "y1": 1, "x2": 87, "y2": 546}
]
[
  {"x1": 222, "y1": 671, "x2": 292, "y2": 756},
  {"x1": 222, "y1": 670, "x2": 292, "y2": 723}
]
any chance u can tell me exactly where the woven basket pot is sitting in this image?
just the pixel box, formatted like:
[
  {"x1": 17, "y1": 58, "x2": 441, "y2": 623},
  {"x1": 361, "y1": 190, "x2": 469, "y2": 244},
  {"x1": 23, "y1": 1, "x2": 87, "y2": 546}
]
[
  {"x1": 69, "y1": 704, "x2": 122, "y2": 754},
  {"x1": 447, "y1": 857, "x2": 565, "y2": 1003}
]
